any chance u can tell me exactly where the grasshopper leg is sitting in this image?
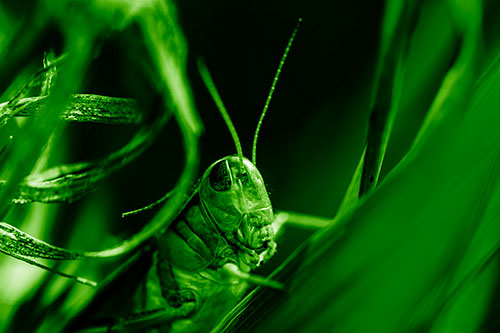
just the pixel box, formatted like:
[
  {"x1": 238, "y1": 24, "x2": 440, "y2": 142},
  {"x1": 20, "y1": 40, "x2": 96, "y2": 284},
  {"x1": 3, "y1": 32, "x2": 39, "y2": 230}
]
[{"x1": 273, "y1": 210, "x2": 332, "y2": 236}]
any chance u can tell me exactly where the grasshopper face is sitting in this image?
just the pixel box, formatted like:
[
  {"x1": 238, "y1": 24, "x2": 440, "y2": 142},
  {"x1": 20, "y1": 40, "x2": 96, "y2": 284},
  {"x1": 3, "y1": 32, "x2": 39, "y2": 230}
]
[{"x1": 200, "y1": 155, "x2": 276, "y2": 267}]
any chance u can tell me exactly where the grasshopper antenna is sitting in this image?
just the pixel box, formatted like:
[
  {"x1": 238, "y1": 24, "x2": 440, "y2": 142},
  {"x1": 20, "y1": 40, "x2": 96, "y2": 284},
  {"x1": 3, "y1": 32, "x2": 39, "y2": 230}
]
[
  {"x1": 197, "y1": 59, "x2": 245, "y2": 170},
  {"x1": 252, "y1": 18, "x2": 302, "y2": 165},
  {"x1": 121, "y1": 190, "x2": 174, "y2": 218}
]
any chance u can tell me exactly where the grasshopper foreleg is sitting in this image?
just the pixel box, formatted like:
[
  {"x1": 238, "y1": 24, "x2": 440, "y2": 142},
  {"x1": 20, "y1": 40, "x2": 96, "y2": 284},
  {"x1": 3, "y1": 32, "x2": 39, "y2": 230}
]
[{"x1": 273, "y1": 210, "x2": 332, "y2": 236}]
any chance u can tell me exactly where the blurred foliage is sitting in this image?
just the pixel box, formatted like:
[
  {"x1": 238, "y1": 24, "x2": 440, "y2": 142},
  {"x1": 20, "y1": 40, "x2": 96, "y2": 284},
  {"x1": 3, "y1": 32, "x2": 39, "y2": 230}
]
[{"x1": 1, "y1": 0, "x2": 500, "y2": 332}]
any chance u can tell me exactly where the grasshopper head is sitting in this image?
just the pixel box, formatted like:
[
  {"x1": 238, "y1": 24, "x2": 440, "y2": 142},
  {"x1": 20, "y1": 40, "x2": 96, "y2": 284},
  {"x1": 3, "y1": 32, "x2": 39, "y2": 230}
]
[{"x1": 200, "y1": 155, "x2": 276, "y2": 267}]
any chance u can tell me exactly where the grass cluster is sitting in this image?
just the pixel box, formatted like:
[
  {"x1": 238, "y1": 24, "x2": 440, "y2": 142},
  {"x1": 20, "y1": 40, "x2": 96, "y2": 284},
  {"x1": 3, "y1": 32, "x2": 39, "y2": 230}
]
[{"x1": 0, "y1": 0, "x2": 500, "y2": 332}]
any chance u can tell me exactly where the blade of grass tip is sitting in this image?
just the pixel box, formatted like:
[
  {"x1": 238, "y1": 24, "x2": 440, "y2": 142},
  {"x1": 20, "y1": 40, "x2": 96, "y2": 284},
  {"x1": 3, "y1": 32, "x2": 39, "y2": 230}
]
[
  {"x1": 0, "y1": 220, "x2": 101, "y2": 286},
  {"x1": 334, "y1": 1, "x2": 421, "y2": 214},
  {"x1": 0, "y1": 219, "x2": 97, "y2": 287},
  {"x1": 79, "y1": 0, "x2": 200, "y2": 258},
  {"x1": 359, "y1": 1, "x2": 420, "y2": 196},
  {"x1": 1, "y1": 250, "x2": 96, "y2": 287},
  {"x1": 335, "y1": 146, "x2": 366, "y2": 218}
]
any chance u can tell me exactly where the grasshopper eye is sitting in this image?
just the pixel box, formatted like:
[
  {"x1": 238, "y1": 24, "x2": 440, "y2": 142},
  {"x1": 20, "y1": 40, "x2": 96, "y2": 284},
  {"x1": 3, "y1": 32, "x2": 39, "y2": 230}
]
[{"x1": 209, "y1": 160, "x2": 232, "y2": 191}]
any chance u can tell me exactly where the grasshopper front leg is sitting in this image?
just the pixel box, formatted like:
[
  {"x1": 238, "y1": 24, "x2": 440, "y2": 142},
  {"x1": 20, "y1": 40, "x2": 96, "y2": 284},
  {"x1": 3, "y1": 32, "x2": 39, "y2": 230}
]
[{"x1": 273, "y1": 210, "x2": 332, "y2": 236}]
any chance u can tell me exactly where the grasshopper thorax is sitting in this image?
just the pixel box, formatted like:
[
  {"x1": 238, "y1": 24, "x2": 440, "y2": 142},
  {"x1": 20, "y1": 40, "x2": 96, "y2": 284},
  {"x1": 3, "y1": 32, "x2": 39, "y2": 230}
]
[{"x1": 199, "y1": 155, "x2": 275, "y2": 267}]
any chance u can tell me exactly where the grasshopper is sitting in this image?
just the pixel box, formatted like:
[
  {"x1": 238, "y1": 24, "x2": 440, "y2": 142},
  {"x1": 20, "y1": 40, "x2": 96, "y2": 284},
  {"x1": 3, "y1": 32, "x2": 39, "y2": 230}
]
[{"x1": 65, "y1": 20, "x2": 301, "y2": 332}]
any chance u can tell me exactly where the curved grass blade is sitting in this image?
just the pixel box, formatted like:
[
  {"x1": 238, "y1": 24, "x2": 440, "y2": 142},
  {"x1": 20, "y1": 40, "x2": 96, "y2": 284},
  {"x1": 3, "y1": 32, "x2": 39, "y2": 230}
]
[
  {"x1": 9, "y1": 109, "x2": 169, "y2": 204},
  {"x1": 0, "y1": 94, "x2": 141, "y2": 125},
  {"x1": 1, "y1": 251, "x2": 96, "y2": 287},
  {"x1": 0, "y1": 222, "x2": 96, "y2": 287},
  {"x1": 0, "y1": 222, "x2": 80, "y2": 259},
  {"x1": 0, "y1": 0, "x2": 200, "y2": 280},
  {"x1": 0, "y1": 180, "x2": 197, "y2": 285}
]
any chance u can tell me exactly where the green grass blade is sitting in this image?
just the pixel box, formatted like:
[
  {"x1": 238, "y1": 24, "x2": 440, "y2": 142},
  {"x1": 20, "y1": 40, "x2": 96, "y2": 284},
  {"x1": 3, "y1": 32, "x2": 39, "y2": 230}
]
[
  {"x1": 338, "y1": 1, "x2": 421, "y2": 214},
  {"x1": 359, "y1": 1, "x2": 420, "y2": 196},
  {"x1": 0, "y1": 222, "x2": 80, "y2": 259},
  {"x1": 336, "y1": 146, "x2": 365, "y2": 218},
  {"x1": 2, "y1": 94, "x2": 142, "y2": 125}
]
